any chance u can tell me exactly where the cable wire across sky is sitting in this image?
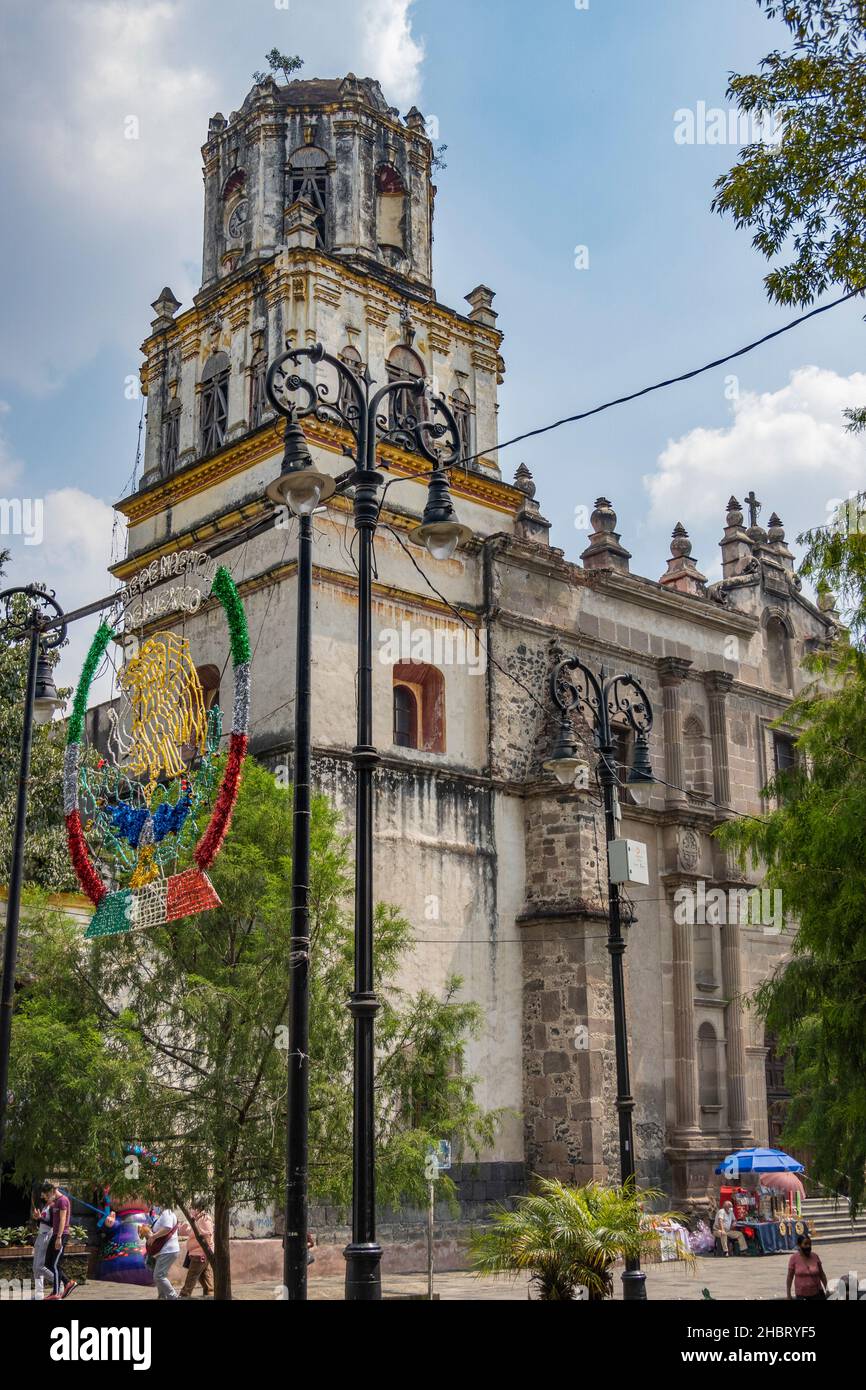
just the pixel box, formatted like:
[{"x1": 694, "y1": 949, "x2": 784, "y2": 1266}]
[{"x1": 46, "y1": 284, "x2": 865, "y2": 633}]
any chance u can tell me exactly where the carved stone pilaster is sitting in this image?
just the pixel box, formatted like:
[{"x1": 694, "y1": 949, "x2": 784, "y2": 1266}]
[
  {"x1": 671, "y1": 908, "x2": 701, "y2": 1140},
  {"x1": 704, "y1": 671, "x2": 733, "y2": 811},
  {"x1": 721, "y1": 920, "x2": 753, "y2": 1145},
  {"x1": 658, "y1": 657, "x2": 692, "y2": 808}
]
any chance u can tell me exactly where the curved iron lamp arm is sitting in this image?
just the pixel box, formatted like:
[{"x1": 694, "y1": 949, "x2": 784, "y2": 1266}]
[
  {"x1": 0, "y1": 584, "x2": 67, "y2": 649},
  {"x1": 604, "y1": 674, "x2": 654, "y2": 739},
  {"x1": 550, "y1": 655, "x2": 604, "y2": 737},
  {"x1": 267, "y1": 342, "x2": 462, "y2": 474}
]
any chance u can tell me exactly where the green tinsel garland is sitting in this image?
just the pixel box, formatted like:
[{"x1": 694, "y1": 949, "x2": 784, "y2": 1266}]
[
  {"x1": 67, "y1": 622, "x2": 114, "y2": 745},
  {"x1": 211, "y1": 565, "x2": 251, "y2": 666}
]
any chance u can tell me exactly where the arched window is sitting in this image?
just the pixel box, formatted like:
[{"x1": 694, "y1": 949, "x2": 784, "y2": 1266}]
[
  {"x1": 386, "y1": 345, "x2": 427, "y2": 433},
  {"x1": 249, "y1": 347, "x2": 268, "y2": 429},
  {"x1": 393, "y1": 661, "x2": 445, "y2": 754},
  {"x1": 337, "y1": 345, "x2": 364, "y2": 425},
  {"x1": 393, "y1": 684, "x2": 418, "y2": 749},
  {"x1": 451, "y1": 388, "x2": 472, "y2": 462},
  {"x1": 200, "y1": 352, "x2": 230, "y2": 455},
  {"x1": 222, "y1": 169, "x2": 246, "y2": 203},
  {"x1": 375, "y1": 164, "x2": 407, "y2": 255},
  {"x1": 683, "y1": 713, "x2": 711, "y2": 799},
  {"x1": 196, "y1": 664, "x2": 221, "y2": 714},
  {"x1": 161, "y1": 398, "x2": 181, "y2": 474},
  {"x1": 698, "y1": 1022, "x2": 721, "y2": 1126},
  {"x1": 288, "y1": 146, "x2": 329, "y2": 248},
  {"x1": 766, "y1": 616, "x2": 791, "y2": 691}
]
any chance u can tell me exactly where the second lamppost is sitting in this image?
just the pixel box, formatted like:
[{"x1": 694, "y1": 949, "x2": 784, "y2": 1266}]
[
  {"x1": 266, "y1": 342, "x2": 469, "y2": 1301},
  {"x1": 0, "y1": 585, "x2": 66, "y2": 1193},
  {"x1": 544, "y1": 654, "x2": 655, "y2": 1302}
]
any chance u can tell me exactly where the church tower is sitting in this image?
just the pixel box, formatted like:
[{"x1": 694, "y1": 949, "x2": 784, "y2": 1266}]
[{"x1": 133, "y1": 73, "x2": 506, "y2": 508}]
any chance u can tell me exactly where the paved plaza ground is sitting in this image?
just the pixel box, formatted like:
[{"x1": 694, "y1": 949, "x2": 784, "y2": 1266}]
[{"x1": 25, "y1": 1237, "x2": 866, "y2": 1302}]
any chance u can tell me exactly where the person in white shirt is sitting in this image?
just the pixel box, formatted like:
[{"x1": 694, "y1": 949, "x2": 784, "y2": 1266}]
[
  {"x1": 712, "y1": 1200, "x2": 747, "y2": 1255},
  {"x1": 142, "y1": 1207, "x2": 181, "y2": 1300}
]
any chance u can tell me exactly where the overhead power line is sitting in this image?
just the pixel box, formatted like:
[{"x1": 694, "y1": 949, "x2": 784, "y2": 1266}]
[
  {"x1": 460, "y1": 284, "x2": 866, "y2": 468},
  {"x1": 44, "y1": 285, "x2": 864, "y2": 633}
]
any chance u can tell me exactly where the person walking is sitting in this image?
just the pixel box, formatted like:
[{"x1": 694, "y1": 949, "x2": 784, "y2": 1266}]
[
  {"x1": 41, "y1": 1181, "x2": 77, "y2": 1300},
  {"x1": 178, "y1": 1206, "x2": 214, "y2": 1299},
  {"x1": 31, "y1": 1191, "x2": 54, "y2": 1300},
  {"x1": 786, "y1": 1233, "x2": 828, "y2": 1300},
  {"x1": 141, "y1": 1205, "x2": 181, "y2": 1300}
]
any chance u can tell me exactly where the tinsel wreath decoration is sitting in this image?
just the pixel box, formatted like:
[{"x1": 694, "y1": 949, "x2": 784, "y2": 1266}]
[{"x1": 64, "y1": 563, "x2": 250, "y2": 939}]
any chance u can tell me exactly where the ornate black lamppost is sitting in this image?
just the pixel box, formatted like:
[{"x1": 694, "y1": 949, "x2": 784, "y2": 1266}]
[
  {"x1": 543, "y1": 654, "x2": 655, "y2": 1301},
  {"x1": 0, "y1": 586, "x2": 66, "y2": 1192},
  {"x1": 265, "y1": 378, "x2": 335, "y2": 1301},
  {"x1": 266, "y1": 342, "x2": 469, "y2": 1301}
]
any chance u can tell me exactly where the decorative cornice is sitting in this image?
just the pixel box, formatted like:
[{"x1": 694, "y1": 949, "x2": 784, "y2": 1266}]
[
  {"x1": 142, "y1": 248, "x2": 503, "y2": 364},
  {"x1": 116, "y1": 416, "x2": 521, "y2": 527}
]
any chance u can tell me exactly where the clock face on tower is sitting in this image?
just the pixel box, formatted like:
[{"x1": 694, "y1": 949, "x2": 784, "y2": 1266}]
[{"x1": 227, "y1": 200, "x2": 248, "y2": 239}]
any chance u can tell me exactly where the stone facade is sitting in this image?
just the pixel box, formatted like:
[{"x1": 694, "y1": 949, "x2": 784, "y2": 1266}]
[{"x1": 106, "y1": 75, "x2": 840, "y2": 1219}]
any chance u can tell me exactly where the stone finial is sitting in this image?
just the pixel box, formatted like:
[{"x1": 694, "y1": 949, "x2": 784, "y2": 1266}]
[
  {"x1": 465, "y1": 285, "x2": 498, "y2": 327},
  {"x1": 150, "y1": 287, "x2": 181, "y2": 331},
  {"x1": 817, "y1": 585, "x2": 842, "y2": 626},
  {"x1": 208, "y1": 113, "x2": 227, "y2": 136},
  {"x1": 720, "y1": 494, "x2": 754, "y2": 580},
  {"x1": 659, "y1": 522, "x2": 707, "y2": 597},
  {"x1": 514, "y1": 463, "x2": 536, "y2": 499},
  {"x1": 767, "y1": 512, "x2": 785, "y2": 543},
  {"x1": 726, "y1": 496, "x2": 744, "y2": 528},
  {"x1": 670, "y1": 521, "x2": 692, "y2": 557},
  {"x1": 404, "y1": 106, "x2": 426, "y2": 132},
  {"x1": 580, "y1": 497, "x2": 631, "y2": 574},
  {"x1": 513, "y1": 464, "x2": 551, "y2": 547}
]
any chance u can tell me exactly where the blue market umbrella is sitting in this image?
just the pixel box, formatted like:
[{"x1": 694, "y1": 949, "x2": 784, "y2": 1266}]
[{"x1": 715, "y1": 1146, "x2": 804, "y2": 1176}]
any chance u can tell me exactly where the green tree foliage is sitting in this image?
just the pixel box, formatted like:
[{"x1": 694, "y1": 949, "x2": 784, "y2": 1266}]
[
  {"x1": 0, "y1": 559, "x2": 75, "y2": 892},
  {"x1": 7, "y1": 760, "x2": 499, "y2": 1298},
  {"x1": 716, "y1": 512, "x2": 866, "y2": 1212},
  {"x1": 470, "y1": 1179, "x2": 690, "y2": 1301},
  {"x1": 253, "y1": 49, "x2": 304, "y2": 85},
  {"x1": 712, "y1": 1, "x2": 866, "y2": 307}
]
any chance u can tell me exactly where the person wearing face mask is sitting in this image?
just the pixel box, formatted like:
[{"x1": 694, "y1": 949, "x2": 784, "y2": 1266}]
[{"x1": 786, "y1": 1233, "x2": 828, "y2": 1300}]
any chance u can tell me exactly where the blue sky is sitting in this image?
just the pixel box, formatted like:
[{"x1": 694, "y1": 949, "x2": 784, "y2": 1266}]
[{"x1": 1, "y1": 0, "x2": 864, "y2": 689}]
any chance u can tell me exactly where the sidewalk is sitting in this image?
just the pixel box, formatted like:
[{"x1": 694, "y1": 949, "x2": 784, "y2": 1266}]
[
  {"x1": 15, "y1": 1239, "x2": 866, "y2": 1301},
  {"x1": 26, "y1": 1236, "x2": 866, "y2": 1301}
]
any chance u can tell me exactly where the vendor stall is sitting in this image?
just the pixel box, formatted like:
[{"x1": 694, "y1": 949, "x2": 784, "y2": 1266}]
[{"x1": 713, "y1": 1148, "x2": 810, "y2": 1256}]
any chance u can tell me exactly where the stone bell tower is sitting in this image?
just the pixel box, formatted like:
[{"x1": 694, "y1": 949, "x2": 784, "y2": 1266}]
[
  {"x1": 135, "y1": 73, "x2": 502, "y2": 502},
  {"x1": 200, "y1": 73, "x2": 435, "y2": 298}
]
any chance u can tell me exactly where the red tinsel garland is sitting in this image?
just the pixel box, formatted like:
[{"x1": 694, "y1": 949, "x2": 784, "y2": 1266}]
[
  {"x1": 66, "y1": 811, "x2": 107, "y2": 906},
  {"x1": 194, "y1": 733, "x2": 247, "y2": 871}
]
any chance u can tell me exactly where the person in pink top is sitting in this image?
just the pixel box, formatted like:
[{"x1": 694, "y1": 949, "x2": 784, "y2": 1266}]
[
  {"x1": 178, "y1": 1205, "x2": 214, "y2": 1298},
  {"x1": 40, "y1": 1181, "x2": 78, "y2": 1301},
  {"x1": 787, "y1": 1233, "x2": 828, "y2": 1300}
]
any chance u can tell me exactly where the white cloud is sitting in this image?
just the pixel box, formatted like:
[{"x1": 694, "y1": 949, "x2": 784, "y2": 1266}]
[
  {"x1": 0, "y1": 0, "x2": 216, "y2": 392},
  {"x1": 360, "y1": 0, "x2": 424, "y2": 106},
  {"x1": 0, "y1": 402, "x2": 22, "y2": 491},
  {"x1": 2, "y1": 485, "x2": 118, "y2": 705},
  {"x1": 644, "y1": 366, "x2": 866, "y2": 539}
]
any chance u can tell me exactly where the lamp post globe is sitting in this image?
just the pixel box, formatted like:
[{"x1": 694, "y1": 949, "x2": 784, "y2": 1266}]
[
  {"x1": 33, "y1": 650, "x2": 63, "y2": 725},
  {"x1": 626, "y1": 731, "x2": 656, "y2": 807}
]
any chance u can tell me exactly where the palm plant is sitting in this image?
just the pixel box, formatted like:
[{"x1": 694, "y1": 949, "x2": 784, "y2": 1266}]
[{"x1": 469, "y1": 1178, "x2": 691, "y2": 1300}]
